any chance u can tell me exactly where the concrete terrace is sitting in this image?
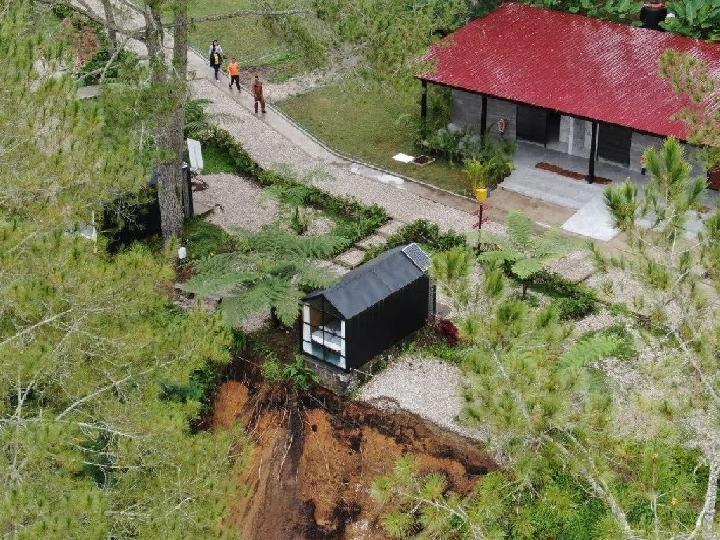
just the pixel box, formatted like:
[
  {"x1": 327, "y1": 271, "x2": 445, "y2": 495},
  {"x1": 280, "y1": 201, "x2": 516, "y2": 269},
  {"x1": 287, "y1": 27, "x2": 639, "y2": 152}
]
[{"x1": 500, "y1": 141, "x2": 716, "y2": 241}]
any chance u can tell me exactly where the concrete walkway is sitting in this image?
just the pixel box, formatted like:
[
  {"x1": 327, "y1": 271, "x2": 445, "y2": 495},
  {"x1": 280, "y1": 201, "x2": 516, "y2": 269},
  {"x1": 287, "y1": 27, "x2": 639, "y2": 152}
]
[
  {"x1": 188, "y1": 76, "x2": 482, "y2": 232},
  {"x1": 502, "y1": 142, "x2": 646, "y2": 240}
]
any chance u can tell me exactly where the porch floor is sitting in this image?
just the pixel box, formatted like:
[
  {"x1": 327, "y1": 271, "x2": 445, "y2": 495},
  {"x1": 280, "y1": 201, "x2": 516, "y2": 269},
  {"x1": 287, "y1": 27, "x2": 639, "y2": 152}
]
[{"x1": 500, "y1": 142, "x2": 714, "y2": 241}]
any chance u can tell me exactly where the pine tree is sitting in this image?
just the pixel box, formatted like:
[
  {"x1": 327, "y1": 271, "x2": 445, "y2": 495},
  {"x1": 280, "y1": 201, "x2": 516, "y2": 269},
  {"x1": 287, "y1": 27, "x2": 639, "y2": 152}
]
[
  {"x1": 598, "y1": 137, "x2": 720, "y2": 539},
  {"x1": 1, "y1": 5, "x2": 243, "y2": 537}
]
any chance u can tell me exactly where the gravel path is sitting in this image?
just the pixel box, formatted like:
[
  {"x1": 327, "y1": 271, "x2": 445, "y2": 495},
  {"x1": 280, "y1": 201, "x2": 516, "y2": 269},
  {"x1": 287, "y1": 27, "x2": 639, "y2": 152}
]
[
  {"x1": 358, "y1": 356, "x2": 487, "y2": 443},
  {"x1": 190, "y1": 78, "x2": 476, "y2": 232},
  {"x1": 194, "y1": 174, "x2": 278, "y2": 231}
]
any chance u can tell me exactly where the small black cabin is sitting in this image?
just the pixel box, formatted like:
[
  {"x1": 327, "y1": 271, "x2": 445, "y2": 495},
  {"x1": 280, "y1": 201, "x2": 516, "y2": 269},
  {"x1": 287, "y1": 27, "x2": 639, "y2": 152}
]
[{"x1": 301, "y1": 243, "x2": 435, "y2": 370}]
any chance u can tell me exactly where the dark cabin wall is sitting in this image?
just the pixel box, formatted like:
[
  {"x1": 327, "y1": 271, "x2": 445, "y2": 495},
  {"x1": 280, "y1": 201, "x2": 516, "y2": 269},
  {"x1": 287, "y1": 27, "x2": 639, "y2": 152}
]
[{"x1": 345, "y1": 275, "x2": 431, "y2": 369}]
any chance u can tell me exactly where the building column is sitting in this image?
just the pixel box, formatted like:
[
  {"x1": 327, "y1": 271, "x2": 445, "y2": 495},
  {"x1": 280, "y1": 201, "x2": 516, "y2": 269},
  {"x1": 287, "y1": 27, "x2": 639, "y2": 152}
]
[
  {"x1": 588, "y1": 122, "x2": 598, "y2": 184},
  {"x1": 480, "y1": 95, "x2": 488, "y2": 140},
  {"x1": 420, "y1": 80, "x2": 428, "y2": 137}
]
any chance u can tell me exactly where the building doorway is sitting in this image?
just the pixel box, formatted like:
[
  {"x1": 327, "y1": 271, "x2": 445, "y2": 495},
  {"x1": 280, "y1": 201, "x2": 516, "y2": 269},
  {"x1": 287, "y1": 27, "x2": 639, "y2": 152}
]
[
  {"x1": 516, "y1": 104, "x2": 547, "y2": 144},
  {"x1": 516, "y1": 104, "x2": 561, "y2": 147},
  {"x1": 597, "y1": 123, "x2": 632, "y2": 166},
  {"x1": 546, "y1": 112, "x2": 561, "y2": 144}
]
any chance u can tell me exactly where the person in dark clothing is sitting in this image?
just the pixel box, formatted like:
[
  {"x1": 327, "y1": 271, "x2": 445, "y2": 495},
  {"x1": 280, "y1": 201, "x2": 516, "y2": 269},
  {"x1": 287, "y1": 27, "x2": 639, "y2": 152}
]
[
  {"x1": 253, "y1": 75, "x2": 266, "y2": 114},
  {"x1": 208, "y1": 40, "x2": 223, "y2": 81}
]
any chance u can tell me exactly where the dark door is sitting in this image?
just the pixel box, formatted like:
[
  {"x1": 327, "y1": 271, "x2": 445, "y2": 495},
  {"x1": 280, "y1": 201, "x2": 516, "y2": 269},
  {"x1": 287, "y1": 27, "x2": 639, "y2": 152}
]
[
  {"x1": 546, "y1": 112, "x2": 561, "y2": 143},
  {"x1": 516, "y1": 104, "x2": 548, "y2": 144},
  {"x1": 597, "y1": 123, "x2": 632, "y2": 166}
]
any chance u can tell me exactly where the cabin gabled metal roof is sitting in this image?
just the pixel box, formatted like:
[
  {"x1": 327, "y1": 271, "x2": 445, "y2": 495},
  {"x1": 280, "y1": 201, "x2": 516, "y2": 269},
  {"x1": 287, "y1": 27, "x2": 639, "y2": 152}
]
[{"x1": 303, "y1": 243, "x2": 431, "y2": 319}]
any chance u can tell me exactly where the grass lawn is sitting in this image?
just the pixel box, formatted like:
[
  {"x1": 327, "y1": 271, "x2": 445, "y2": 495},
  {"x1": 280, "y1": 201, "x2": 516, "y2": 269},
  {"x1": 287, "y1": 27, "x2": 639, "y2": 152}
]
[
  {"x1": 186, "y1": 0, "x2": 326, "y2": 81},
  {"x1": 278, "y1": 83, "x2": 471, "y2": 195}
]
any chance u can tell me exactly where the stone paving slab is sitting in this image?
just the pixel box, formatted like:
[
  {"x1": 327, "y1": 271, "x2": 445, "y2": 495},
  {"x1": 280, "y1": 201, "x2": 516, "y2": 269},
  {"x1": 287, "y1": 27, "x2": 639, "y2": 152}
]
[
  {"x1": 562, "y1": 196, "x2": 619, "y2": 241},
  {"x1": 355, "y1": 233, "x2": 387, "y2": 250},
  {"x1": 376, "y1": 220, "x2": 406, "y2": 237},
  {"x1": 334, "y1": 248, "x2": 365, "y2": 269}
]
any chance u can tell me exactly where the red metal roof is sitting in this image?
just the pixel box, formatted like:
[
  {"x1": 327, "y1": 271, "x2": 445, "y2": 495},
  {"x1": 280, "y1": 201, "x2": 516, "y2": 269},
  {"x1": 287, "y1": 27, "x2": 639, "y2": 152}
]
[{"x1": 421, "y1": 3, "x2": 720, "y2": 139}]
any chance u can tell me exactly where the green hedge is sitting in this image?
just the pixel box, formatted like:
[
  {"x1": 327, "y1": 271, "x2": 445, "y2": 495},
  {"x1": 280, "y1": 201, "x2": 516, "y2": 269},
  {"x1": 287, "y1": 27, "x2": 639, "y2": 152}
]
[{"x1": 363, "y1": 219, "x2": 466, "y2": 262}]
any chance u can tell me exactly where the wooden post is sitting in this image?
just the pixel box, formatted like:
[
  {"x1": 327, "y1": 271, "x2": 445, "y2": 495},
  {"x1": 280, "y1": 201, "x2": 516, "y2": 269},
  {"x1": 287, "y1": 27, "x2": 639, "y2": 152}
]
[
  {"x1": 480, "y1": 95, "x2": 488, "y2": 141},
  {"x1": 588, "y1": 122, "x2": 598, "y2": 184},
  {"x1": 420, "y1": 80, "x2": 428, "y2": 137}
]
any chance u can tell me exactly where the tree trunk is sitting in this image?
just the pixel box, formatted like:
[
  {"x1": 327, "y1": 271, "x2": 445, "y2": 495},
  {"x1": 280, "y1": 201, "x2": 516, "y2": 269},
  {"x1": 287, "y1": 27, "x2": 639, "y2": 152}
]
[
  {"x1": 100, "y1": 0, "x2": 118, "y2": 54},
  {"x1": 147, "y1": 3, "x2": 185, "y2": 241},
  {"x1": 172, "y1": 0, "x2": 188, "y2": 77},
  {"x1": 270, "y1": 307, "x2": 281, "y2": 328},
  {"x1": 522, "y1": 281, "x2": 528, "y2": 298}
]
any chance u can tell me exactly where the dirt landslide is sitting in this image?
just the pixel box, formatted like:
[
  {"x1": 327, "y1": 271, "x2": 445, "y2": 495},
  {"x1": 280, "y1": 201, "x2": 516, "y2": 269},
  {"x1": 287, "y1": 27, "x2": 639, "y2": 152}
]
[{"x1": 213, "y1": 372, "x2": 497, "y2": 540}]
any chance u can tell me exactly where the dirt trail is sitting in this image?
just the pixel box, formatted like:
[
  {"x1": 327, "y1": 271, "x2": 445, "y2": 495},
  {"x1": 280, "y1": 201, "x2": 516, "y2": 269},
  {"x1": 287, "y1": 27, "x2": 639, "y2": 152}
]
[{"x1": 213, "y1": 374, "x2": 496, "y2": 539}]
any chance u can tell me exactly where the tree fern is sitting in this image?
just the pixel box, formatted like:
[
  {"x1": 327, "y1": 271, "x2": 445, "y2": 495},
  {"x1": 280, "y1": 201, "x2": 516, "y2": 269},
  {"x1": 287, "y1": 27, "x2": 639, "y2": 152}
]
[
  {"x1": 183, "y1": 224, "x2": 345, "y2": 326},
  {"x1": 477, "y1": 210, "x2": 573, "y2": 296}
]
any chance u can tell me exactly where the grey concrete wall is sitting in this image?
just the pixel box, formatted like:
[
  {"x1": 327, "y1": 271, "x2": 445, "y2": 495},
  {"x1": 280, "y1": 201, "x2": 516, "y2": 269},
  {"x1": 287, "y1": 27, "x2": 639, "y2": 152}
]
[
  {"x1": 451, "y1": 91, "x2": 517, "y2": 139},
  {"x1": 450, "y1": 89, "x2": 484, "y2": 131},
  {"x1": 486, "y1": 98, "x2": 517, "y2": 140},
  {"x1": 630, "y1": 132, "x2": 663, "y2": 172}
]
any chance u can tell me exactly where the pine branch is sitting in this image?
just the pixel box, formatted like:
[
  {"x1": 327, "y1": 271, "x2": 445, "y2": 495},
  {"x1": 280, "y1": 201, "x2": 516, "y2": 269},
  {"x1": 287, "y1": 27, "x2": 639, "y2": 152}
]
[{"x1": 162, "y1": 8, "x2": 311, "y2": 28}]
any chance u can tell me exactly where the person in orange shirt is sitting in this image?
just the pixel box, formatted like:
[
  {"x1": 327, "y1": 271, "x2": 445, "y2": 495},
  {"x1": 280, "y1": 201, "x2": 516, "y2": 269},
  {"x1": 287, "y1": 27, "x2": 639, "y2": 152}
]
[
  {"x1": 253, "y1": 74, "x2": 266, "y2": 114},
  {"x1": 227, "y1": 58, "x2": 241, "y2": 91}
]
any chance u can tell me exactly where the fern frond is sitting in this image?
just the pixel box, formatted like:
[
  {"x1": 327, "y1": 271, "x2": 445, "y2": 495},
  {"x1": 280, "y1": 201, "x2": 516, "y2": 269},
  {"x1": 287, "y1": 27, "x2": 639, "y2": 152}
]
[
  {"x1": 560, "y1": 333, "x2": 621, "y2": 372},
  {"x1": 505, "y1": 210, "x2": 534, "y2": 250},
  {"x1": 510, "y1": 258, "x2": 543, "y2": 280}
]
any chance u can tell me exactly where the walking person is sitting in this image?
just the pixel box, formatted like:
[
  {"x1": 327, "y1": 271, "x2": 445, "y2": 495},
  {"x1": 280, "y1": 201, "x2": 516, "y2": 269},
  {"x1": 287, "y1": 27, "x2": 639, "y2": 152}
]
[
  {"x1": 208, "y1": 40, "x2": 223, "y2": 81},
  {"x1": 253, "y1": 74, "x2": 266, "y2": 114},
  {"x1": 227, "y1": 58, "x2": 241, "y2": 91}
]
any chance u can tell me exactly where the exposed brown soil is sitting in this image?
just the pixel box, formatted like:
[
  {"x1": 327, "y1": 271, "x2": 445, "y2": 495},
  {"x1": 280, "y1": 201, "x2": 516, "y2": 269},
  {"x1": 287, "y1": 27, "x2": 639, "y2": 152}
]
[
  {"x1": 213, "y1": 356, "x2": 497, "y2": 540},
  {"x1": 536, "y1": 161, "x2": 613, "y2": 185}
]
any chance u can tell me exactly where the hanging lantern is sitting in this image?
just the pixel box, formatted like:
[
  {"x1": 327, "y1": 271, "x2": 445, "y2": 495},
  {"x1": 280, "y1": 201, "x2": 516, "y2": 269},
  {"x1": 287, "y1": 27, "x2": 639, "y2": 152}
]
[{"x1": 497, "y1": 117, "x2": 507, "y2": 136}]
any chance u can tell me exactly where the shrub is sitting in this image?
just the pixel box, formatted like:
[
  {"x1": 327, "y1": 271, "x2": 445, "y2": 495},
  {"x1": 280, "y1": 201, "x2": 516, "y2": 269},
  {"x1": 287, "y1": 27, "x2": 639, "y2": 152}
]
[
  {"x1": 424, "y1": 128, "x2": 514, "y2": 187},
  {"x1": 262, "y1": 354, "x2": 319, "y2": 391},
  {"x1": 575, "y1": 323, "x2": 638, "y2": 362},
  {"x1": 552, "y1": 290, "x2": 599, "y2": 320},
  {"x1": 184, "y1": 217, "x2": 236, "y2": 260},
  {"x1": 434, "y1": 318, "x2": 460, "y2": 347},
  {"x1": 364, "y1": 219, "x2": 466, "y2": 261},
  {"x1": 160, "y1": 360, "x2": 224, "y2": 422}
]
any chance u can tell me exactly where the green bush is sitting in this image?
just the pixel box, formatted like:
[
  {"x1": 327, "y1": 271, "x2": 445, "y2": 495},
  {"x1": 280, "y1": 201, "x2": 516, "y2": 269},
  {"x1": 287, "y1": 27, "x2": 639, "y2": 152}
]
[
  {"x1": 525, "y1": 271, "x2": 600, "y2": 320},
  {"x1": 160, "y1": 360, "x2": 225, "y2": 421},
  {"x1": 580, "y1": 323, "x2": 637, "y2": 360},
  {"x1": 552, "y1": 290, "x2": 599, "y2": 320},
  {"x1": 424, "y1": 128, "x2": 514, "y2": 187},
  {"x1": 261, "y1": 354, "x2": 319, "y2": 391},
  {"x1": 184, "y1": 216, "x2": 236, "y2": 260},
  {"x1": 364, "y1": 219, "x2": 466, "y2": 261}
]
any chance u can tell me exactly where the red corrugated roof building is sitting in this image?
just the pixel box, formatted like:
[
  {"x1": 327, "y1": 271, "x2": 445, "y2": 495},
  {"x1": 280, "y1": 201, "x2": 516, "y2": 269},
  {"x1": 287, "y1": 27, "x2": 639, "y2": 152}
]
[{"x1": 420, "y1": 2, "x2": 720, "y2": 140}]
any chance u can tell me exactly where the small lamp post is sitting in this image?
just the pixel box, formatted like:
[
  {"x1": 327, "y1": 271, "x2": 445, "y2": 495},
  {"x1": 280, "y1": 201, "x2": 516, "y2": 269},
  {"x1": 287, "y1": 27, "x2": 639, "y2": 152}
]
[{"x1": 474, "y1": 185, "x2": 488, "y2": 231}]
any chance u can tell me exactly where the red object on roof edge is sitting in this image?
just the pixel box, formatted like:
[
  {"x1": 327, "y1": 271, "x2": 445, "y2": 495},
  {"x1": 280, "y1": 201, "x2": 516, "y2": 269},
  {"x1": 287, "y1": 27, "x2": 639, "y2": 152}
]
[{"x1": 420, "y1": 3, "x2": 720, "y2": 140}]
